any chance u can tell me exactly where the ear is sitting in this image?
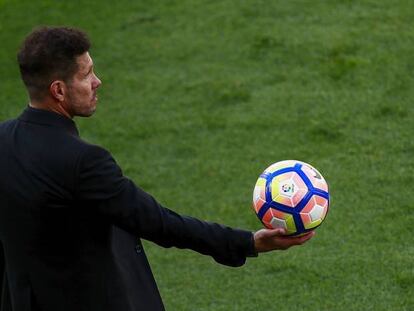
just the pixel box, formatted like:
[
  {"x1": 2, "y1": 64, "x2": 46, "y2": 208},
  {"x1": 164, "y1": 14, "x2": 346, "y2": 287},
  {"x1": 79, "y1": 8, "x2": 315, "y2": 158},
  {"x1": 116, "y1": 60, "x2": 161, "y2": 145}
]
[{"x1": 49, "y1": 80, "x2": 66, "y2": 102}]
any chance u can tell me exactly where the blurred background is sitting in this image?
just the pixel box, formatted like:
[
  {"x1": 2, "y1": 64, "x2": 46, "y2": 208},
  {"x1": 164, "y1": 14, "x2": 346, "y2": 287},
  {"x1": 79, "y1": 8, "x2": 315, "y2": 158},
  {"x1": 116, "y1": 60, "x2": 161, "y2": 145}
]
[{"x1": 0, "y1": 1, "x2": 413, "y2": 310}]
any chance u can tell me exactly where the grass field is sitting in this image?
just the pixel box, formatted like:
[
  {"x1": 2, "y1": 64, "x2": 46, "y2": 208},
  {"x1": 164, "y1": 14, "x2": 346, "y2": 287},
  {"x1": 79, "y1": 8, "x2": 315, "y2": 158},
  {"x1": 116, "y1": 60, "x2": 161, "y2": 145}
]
[{"x1": 1, "y1": 1, "x2": 413, "y2": 310}]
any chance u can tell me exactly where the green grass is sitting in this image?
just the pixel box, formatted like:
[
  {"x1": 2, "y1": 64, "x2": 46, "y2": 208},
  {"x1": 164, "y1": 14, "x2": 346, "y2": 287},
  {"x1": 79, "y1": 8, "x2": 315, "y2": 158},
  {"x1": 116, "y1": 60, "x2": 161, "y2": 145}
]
[{"x1": 1, "y1": 1, "x2": 413, "y2": 310}]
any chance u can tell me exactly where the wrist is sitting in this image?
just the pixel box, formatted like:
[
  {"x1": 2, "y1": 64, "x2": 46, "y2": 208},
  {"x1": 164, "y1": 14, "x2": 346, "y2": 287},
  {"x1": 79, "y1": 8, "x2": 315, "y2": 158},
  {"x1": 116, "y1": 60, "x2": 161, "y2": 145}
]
[{"x1": 246, "y1": 232, "x2": 258, "y2": 257}]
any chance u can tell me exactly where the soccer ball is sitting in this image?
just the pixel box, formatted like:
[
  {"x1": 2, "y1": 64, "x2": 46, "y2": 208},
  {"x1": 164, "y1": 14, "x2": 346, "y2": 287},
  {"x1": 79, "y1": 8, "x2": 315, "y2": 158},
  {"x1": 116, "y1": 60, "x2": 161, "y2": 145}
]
[{"x1": 252, "y1": 160, "x2": 330, "y2": 236}]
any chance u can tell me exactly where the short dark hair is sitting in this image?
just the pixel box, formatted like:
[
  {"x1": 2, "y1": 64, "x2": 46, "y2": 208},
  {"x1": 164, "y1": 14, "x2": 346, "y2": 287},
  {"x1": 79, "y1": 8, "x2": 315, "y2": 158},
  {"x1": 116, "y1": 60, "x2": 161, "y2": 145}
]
[{"x1": 17, "y1": 26, "x2": 91, "y2": 101}]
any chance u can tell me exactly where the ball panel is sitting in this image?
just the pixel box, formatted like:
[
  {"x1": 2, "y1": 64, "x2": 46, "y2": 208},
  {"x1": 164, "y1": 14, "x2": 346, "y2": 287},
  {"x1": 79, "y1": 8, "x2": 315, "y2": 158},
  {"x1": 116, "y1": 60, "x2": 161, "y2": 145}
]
[
  {"x1": 262, "y1": 209, "x2": 274, "y2": 229},
  {"x1": 261, "y1": 208, "x2": 298, "y2": 233},
  {"x1": 284, "y1": 213, "x2": 297, "y2": 234},
  {"x1": 252, "y1": 198, "x2": 265, "y2": 214},
  {"x1": 291, "y1": 173, "x2": 308, "y2": 206},
  {"x1": 273, "y1": 195, "x2": 294, "y2": 207},
  {"x1": 315, "y1": 196, "x2": 329, "y2": 220},
  {"x1": 301, "y1": 196, "x2": 317, "y2": 214},
  {"x1": 270, "y1": 217, "x2": 287, "y2": 230},
  {"x1": 254, "y1": 177, "x2": 266, "y2": 189},
  {"x1": 300, "y1": 213, "x2": 312, "y2": 224},
  {"x1": 270, "y1": 208, "x2": 286, "y2": 219},
  {"x1": 252, "y1": 177, "x2": 266, "y2": 213},
  {"x1": 315, "y1": 195, "x2": 328, "y2": 207},
  {"x1": 266, "y1": 209, "x2": 297, "y2": 234},
  {"x1": 300, "y1": 195, "x2": 329, "y2": 230},
  {"x1": 309, "y1": 204, "x2": 324, "y2": 222},
  {"x1": 301, "y1": 163, "x2": 328, "y2": 192},
  {"x1": 304, "y1": 218, "x2": 323, "y2": 230},
  {"x1": 264, "y1": 160, "x2": 297, "y2": 174},
  {"x1": 271, "y1": 172, "x2": 307, "y2": 208}
]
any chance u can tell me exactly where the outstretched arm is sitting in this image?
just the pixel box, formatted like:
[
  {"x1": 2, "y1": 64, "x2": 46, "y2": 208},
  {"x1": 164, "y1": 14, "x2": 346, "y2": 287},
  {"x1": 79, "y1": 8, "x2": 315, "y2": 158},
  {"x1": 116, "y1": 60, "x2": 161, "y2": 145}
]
[{"x1": 75, "y1": 145, "x2": 314, "y2": 266}]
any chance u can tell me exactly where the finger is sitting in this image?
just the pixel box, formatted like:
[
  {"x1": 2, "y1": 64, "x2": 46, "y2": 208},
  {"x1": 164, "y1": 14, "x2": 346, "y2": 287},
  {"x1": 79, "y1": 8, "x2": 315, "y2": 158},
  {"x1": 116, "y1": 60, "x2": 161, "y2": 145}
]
[
  {"x1": 276, "y1": 231, "x2": 314, "y2": 246},
  {"x1": 290, "y1": 231, "x2": 315, "y2": 244},
  {"x1": 301, "y1": 231, "x2": 315, "y2": 240},
  {"x1": 266, "y1": 228, "x2": 287, "y2": 237}
]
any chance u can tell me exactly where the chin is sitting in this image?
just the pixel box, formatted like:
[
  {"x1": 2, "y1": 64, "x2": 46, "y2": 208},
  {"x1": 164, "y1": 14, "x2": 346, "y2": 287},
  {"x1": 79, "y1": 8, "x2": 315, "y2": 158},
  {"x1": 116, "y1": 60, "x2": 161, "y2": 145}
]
[{"x1": 76, "y1": 108, "x2": 96, "y2": 118}]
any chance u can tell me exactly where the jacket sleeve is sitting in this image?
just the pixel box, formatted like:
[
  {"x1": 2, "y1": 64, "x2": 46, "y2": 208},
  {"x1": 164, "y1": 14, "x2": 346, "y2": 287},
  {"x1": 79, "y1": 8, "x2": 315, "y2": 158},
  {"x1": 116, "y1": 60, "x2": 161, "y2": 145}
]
[
  {"x1": 74, "y1": 144, "x2": 256, "y2": 267},
  {"x1": 0, "y1": 241, "x2": 3, "y2": 307}
]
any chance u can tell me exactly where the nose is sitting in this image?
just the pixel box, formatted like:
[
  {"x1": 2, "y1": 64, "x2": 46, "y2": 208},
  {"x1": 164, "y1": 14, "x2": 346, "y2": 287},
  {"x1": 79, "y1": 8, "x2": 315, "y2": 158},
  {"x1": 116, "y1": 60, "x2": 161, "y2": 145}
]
[{"x1": 93, "y1": 73, "x2": 102, "y2": 89}]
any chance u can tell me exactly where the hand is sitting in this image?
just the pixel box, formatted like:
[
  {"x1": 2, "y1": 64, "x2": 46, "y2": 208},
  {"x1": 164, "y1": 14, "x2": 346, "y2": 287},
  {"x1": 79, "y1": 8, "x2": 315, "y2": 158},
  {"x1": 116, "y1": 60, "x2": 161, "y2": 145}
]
[{"x1": 254, "y1": 228, "x2": 315, "y2": 253}]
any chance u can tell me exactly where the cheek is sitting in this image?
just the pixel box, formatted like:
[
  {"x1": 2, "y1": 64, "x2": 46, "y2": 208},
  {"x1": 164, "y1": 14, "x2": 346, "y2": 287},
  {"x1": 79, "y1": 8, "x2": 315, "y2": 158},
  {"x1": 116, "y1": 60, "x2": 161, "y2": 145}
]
[
  {"x1": 70, "y1": 86, "x2": 91, "y2": 105},
  {"x1": 79, "y1": 83, "x2": 93, "y2": 98}
]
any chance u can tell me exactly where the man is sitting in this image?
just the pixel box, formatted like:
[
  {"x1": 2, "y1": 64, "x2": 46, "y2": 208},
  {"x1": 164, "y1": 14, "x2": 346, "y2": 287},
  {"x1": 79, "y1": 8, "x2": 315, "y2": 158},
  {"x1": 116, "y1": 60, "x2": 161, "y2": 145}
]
[{"x1": 0, "y1": 27, "x2": 314, "y2": 311}]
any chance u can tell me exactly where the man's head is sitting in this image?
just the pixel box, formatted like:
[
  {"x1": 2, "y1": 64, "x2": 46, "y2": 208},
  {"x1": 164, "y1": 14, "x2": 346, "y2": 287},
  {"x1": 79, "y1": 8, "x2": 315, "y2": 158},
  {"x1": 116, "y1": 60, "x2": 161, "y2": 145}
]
[{"x1": 18, "y1": 26, "x2": 101, "y2": 117}]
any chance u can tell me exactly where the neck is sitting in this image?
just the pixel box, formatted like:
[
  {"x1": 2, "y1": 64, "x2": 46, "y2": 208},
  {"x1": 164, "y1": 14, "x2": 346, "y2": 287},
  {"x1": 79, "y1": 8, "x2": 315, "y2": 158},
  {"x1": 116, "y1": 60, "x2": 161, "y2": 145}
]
[{"x1": 29, "y1": 100, "x2": 73, "y2": 119}]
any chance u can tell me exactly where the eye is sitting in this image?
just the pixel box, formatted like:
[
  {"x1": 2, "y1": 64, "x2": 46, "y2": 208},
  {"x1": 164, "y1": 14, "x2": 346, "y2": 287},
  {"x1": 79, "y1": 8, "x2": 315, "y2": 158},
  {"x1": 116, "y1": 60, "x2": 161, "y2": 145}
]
[{"x1": 85, "y1": 66, "x2": 93, "y2": 77}]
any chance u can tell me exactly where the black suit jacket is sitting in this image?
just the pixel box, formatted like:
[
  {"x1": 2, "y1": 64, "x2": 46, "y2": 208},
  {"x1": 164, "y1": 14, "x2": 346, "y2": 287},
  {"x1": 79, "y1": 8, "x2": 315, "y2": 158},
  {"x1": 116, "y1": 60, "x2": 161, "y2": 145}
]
[{"x1": 0, "y1": 107, "x2": 255, "y2": 311}]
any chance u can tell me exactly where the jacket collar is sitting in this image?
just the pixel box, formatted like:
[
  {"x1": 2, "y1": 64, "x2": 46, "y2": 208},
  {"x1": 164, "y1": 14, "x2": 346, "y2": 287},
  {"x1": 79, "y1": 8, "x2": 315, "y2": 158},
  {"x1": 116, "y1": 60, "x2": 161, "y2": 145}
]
[{"x1": 18, "y1": 106, "x2": 79, "y2": 137}]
